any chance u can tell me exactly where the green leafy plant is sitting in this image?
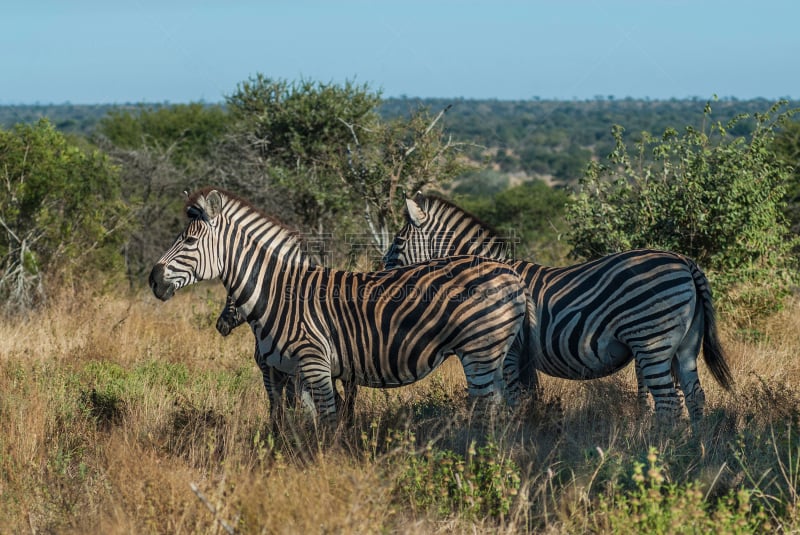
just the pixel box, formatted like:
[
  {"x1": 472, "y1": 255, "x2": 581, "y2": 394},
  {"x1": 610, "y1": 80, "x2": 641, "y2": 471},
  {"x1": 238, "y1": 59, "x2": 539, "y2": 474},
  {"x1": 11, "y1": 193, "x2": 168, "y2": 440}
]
[
  {"x1": 595, "y1": 447, "x2": 769, "y2": 533},
  {"x1": 0, "y1": 120, "x2": 129, "y2": 311},
  {"x1": 394, "y1": 434, "x2": 521, "y2": 520},
  {"x1": 458, "y1": 179, "x2": 571, "y2": 265},
  {"x1": 567, "y1": 99, "x2": 800, "y2": 319}
]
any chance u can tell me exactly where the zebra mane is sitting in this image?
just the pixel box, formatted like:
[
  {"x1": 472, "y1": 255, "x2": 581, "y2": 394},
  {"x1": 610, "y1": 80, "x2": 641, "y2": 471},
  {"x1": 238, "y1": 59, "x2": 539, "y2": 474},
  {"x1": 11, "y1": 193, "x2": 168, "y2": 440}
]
[
  {"x1": 185, "y1": 186, "x2": 313, "y2": 262},
  {"x1": 421, "y1": 194, "x2": 506, "y2": 242}
]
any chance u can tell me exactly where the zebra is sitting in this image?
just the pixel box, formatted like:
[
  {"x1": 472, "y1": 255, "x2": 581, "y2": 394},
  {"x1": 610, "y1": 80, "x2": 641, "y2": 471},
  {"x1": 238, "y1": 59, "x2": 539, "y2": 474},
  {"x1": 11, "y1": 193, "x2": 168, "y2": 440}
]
[
  {"x1": 149, "y1": 187, "x2": 532, "y2": 424},
  {"x1": 382, "y1": 192, "x2": 734, "y2": 423},
  {"x1": 215, "y1": 297, "x2": 358, "y2": 423}
]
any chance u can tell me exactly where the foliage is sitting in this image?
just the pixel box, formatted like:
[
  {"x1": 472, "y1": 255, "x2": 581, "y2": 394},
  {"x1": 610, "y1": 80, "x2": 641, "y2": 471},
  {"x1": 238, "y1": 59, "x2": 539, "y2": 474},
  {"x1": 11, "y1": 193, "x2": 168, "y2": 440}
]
[
  {"x1": 392, "y1": 432, "x2": 521, "y2": 520},
  {"x1": 567, "y1": 100, "x2": 800, "y2": 317},
  {"x1": 223, "y1": 75, "x2": 469, "y2": 261},
  {"x1": 452, "y1": 168, "x2": 510, "y2": 197},
  {"x1": 5, "y1": 98, "x2": 798, "y2": 190},
  {"x1": 0, "y1": 119, "x2": 129, "y2": 312},
  {"x1": 457, "y1": 179, "x2": 571, "y2": 265},
  {"x1": 0, "y1": 103, "x2": 122, "y2": 135},
  {"x1": 97, "y1": 103, "x2": 229, "y2": 166},
  {"x1": 381, "y1": 97, "x2": 790, "y2": 185},
  {"x1": 224, "y1": 75, "x2": 381, "y2": 233},
  {"x1": 343, "y1": 104, "x2": 472, "y2": 256},
  {"x1": 771, "y1": 118, "x2": 800, "y2": 235},
  {"x1": 95, "y1": 104, "x2": 230, "y2": 284},
  {"x1": 595, "y1": 448, "x2": 769, "y2": 533}
]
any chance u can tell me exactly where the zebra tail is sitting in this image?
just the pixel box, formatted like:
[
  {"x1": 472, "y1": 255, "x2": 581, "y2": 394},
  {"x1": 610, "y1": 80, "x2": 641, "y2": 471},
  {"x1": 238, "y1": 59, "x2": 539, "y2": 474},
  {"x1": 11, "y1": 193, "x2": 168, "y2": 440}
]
[
  {"x1": 691, "y1": 260, "x2": 735, "y2": 391},
  {"x1": 518, "y1": 291, "x2": 539, "y2": 390}
]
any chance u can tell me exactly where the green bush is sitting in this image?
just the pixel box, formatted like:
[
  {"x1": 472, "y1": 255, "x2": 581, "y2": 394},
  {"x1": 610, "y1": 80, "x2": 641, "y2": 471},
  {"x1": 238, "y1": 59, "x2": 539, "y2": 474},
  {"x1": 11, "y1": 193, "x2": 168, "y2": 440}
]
[
  {"x1": 770, "y1": 117, "x2": 800, "y2": 235},
  {"x1": 567, "y1": 100, "x2": 800, "y2": 317},
  {"x1": 595, "y1": 447, "x2": 770, "y2": 533},
  {"x1": 458, "y1": 179, "x2": 571, "y2": 265},
  {"x1": 0, "y1": 120, "x2": 129, "y2": 311},
  {"x1": 393, "y1": 433, "x2": 521, "y2": 520},
  {"x1": 224, "y1": 75, "x2": 469, "y2": 259},
  {"x1": 97, "y1": 103, "x2": 229, "y2": 166}
]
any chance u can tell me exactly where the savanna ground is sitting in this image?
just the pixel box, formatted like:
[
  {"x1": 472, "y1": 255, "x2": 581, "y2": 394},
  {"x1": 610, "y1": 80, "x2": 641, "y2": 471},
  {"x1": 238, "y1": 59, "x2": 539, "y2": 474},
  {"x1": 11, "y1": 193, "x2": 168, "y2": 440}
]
[{"x1": 2, "y1": 283, "x2": 800, "y2": 533}]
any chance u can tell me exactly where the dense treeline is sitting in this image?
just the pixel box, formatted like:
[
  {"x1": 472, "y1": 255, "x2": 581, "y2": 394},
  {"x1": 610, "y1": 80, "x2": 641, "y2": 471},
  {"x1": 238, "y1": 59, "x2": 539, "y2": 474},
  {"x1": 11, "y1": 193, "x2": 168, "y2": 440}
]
[
  {"x1": 4, "y1": 96, "x2": 795, "y2": 187},
  {"x1": 382, "y1": 97, "x2": 793, "y2": 185}
]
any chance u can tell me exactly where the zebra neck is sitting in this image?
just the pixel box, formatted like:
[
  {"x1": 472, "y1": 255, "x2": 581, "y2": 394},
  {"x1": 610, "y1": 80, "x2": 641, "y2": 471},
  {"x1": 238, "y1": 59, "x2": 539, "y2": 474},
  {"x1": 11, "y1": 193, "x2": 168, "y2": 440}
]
[
  {"x1": 218, "y1": 217, "x2": 314, "y2": 321},
  {"x1": 430, "y1": 233, "x2": 507, "y2": 260}
]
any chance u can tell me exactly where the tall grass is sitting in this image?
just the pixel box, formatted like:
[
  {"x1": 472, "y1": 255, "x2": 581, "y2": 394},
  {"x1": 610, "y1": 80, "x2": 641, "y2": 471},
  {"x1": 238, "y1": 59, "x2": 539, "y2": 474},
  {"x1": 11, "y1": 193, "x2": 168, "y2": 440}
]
[{"x1": 2, "y1": 283, "x2": 800, "y2": 533}]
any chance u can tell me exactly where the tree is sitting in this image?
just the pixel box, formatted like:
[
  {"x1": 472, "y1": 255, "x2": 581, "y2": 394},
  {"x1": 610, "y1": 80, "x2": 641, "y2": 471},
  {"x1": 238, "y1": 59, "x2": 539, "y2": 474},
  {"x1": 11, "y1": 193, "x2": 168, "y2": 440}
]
[
  {"x1": 0, "y1": 120, "x2": 129, "y2": 312},
  {"x1": 341, "y1": 104, "x2": 471, "y2": 257},
  {"x1": 225, "y1": 75, "x2": 382, "y2": 235},
  {"x1": 567, "y1": 100, "x2": 799, "y2": 317},
  {"x1": 457, "y1": 180, "x2": 571, "y2": 265},
  {"x1": 771, "y1": 118, "x2": 800, "y2": 235},
  {"x1": 95, "y1": 104, "x2": 229, "y2": 285},
  {"x1": 222, "y1": 76, "x2": 469, "y2": 266},
  {"x1": 98, "y1": 103, "x2": 229, "y2": 165}
]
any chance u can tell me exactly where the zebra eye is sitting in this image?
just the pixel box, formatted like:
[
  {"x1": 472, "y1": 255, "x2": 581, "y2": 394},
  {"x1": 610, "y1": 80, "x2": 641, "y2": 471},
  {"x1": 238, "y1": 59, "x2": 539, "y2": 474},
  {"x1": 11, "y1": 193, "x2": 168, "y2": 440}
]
[{"x1": 184, "y1": 236, "x2": 199, "y2": 246}]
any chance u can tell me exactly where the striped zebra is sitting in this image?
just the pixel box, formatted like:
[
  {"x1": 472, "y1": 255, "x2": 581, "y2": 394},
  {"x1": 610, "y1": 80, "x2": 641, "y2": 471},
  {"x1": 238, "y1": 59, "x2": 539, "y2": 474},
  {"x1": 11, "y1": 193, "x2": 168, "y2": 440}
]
[
  {"x1": 382, "y1": 192, "x2": 734, "y2": 423},
  {"x1": 215, "y1": 297, "x2": 358, "y2": 422},
  {"x1": 149, "y1": 187, "x2": 531, "y2": 424}
]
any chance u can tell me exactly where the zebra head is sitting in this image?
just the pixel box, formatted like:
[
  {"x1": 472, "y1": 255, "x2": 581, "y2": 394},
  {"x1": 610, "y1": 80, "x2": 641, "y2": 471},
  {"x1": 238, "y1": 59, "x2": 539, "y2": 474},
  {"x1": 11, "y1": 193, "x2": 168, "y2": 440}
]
[
  {"x1": 382, "y1": 192, "x2": 431, "y2": 269},
  {"x1": 383, "y1": 192, "x2": 511, "y2": 269},
  {"x1": 149, "y1": 189, "x2": 226, "y2": 301}
]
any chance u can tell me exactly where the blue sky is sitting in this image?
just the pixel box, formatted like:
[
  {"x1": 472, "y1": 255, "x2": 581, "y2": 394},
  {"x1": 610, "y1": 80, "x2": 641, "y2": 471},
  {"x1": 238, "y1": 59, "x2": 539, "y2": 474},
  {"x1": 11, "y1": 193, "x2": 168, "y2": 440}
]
[{"x1": 2, "y1": 0, "x2": 798, "y2": 104}]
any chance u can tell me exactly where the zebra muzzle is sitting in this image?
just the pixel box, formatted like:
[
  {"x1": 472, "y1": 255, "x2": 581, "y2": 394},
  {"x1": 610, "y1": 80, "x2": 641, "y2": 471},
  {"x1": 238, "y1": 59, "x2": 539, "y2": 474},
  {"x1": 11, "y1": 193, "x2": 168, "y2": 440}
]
[{"x1": 149, "y1": 263, "x2": 176, "y2": 301}]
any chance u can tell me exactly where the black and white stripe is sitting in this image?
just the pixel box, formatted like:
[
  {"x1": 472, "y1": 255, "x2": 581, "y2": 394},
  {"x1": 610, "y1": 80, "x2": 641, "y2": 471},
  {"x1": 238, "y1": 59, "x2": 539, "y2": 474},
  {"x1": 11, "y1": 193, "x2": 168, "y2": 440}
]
[
  {"x1": 215, "y1": 296, "x2": 358, "y2": 422},
  {"x1": 149, "y1": 187, "x2": 531, "y2": 423},
  {"x1": 383, "y1": 193, "x2": 734, "y2": 422}
]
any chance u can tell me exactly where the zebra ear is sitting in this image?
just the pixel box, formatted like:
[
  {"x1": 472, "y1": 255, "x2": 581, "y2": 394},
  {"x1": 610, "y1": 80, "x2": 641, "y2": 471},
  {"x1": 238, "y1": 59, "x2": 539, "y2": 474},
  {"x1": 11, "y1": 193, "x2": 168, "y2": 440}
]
[
  {"x1": 405, "y1": 196, "x2": 427, "y2": 227},
  {"x1": 204, "y1": 190, "x2": 223, "y2": 218}
]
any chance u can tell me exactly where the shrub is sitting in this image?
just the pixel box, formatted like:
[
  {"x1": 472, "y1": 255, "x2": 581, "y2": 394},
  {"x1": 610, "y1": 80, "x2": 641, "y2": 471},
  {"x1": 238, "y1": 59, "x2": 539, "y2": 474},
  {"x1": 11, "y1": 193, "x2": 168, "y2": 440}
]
[
  {"x1": 0, "y1": 120, "x2": 129, "y2": 312},
  {"x1": 392, "y1": 432, "x2": 521, "y2": 520},
  {"x1": 567, "y1": 99, "x2": 800, "y2": 318},
  {"x1": 458, "y1": 179, "x2": 571, "y2": 265},
  {"x1": 594, "y1": 447, "x2": 770, "y2": 533}
]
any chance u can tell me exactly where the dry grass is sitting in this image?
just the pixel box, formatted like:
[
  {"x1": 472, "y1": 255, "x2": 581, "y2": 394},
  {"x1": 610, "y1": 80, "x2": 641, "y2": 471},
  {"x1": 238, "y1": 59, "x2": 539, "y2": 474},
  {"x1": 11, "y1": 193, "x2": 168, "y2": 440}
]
[{"x1": 2, "y1": 284, "x2": 800, "y2": 533}]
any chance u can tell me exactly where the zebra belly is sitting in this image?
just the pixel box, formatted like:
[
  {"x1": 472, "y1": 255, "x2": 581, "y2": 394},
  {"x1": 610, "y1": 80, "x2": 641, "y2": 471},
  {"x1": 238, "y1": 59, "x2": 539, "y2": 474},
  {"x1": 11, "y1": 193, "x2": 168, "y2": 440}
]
[
  {"x1": 265, "y1": 351, "x2": 298, "y2": 374},
  {"x1": 534, "y1": 334, "x2": 632, "y2": 380},
  {"x1": 353, "y1": 364, "x2": 438, "y2": 388},
  {"x1": 343, "y1": 349, "x2": 446, "y2": 389}
]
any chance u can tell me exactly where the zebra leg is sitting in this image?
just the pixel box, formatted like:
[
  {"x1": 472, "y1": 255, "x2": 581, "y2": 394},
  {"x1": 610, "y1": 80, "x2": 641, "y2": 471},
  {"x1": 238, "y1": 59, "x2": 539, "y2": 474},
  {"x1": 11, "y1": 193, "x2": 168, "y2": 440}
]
[
  {"x1": 287, "y1": 374, "x2": 356, "y2": 423},
  {"x1": 673, "y1": 310, "x2": 706, "y2": 424},
  {"x1": 461, "y1": 334, "x2": 520, "y2": 415},
  {"x1": 502, "y1": 335, "x2": 526, "y2": 407},
  {"x1": 296, "y1": 357, "x2": 338, "y2": 425},
  {"x1": 634, "y1": 359, "x2": 651, "y2": 410},
  {"x1": 337, "y1": 380, "x2": 358, "y2": 423},
  {"x1": 636, "y1": 348, "x2": 683, "y2": 423},
  {"x1": 254, "y1": 347, "x2": 289, "y2": 431}
]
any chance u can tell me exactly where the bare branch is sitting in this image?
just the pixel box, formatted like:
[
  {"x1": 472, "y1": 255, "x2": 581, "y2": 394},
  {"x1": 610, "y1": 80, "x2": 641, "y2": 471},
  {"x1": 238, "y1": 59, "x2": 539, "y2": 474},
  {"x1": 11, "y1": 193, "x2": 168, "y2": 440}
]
[
  {"x1": 405, "y1": 104, "x2": 452, "y2": 158},
  {"x1": 190, "y1": 482, "x2": 236, "y2": 535},
  {"x1": 0, "y1": 213, "x2": 21, "y2": 244}
]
